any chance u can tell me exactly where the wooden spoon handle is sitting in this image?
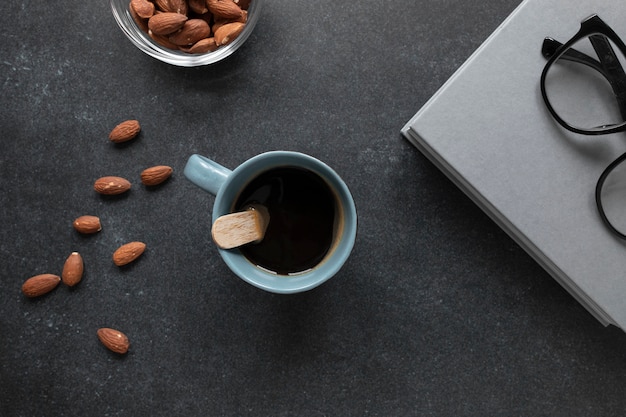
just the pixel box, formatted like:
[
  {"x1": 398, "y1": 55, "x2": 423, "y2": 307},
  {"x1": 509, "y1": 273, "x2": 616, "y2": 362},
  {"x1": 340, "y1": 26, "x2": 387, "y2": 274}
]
[{"x1": 211, "y1": 205, "x2": 269, "y2": 249}]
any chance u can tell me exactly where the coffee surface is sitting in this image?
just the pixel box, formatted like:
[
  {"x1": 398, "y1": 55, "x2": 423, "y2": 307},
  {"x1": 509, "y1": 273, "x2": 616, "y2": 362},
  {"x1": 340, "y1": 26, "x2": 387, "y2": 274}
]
[{"x1": 234, "y1": 167, "x2": 336, "y2": 275}]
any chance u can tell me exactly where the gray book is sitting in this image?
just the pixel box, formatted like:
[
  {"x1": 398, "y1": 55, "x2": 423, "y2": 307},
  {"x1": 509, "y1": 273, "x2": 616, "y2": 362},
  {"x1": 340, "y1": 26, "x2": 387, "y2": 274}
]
[{"x1": 401, "y1": 0, "x2": 626, "y2": 329}]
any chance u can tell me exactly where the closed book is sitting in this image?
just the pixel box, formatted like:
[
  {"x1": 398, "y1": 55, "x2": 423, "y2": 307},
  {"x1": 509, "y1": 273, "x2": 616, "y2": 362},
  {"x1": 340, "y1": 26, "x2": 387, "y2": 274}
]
[{"x1": 401, "y1": 0, "x2": 626, "y2": 328}]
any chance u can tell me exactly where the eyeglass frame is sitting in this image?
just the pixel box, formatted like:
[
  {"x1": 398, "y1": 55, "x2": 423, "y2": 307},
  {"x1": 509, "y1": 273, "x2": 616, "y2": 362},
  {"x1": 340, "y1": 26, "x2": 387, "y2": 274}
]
[
  {"x1": 539, "y1": 14, "x2": 626, "y2": 239},
  {"x1": 540, "y1": 14, "x2": 626, "y2": 135}
]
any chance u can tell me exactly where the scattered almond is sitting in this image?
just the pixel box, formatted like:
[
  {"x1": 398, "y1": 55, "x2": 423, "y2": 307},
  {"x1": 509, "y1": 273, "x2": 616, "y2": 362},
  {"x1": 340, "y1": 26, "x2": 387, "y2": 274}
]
[
  {"x1": 73, "y1": 215, "x2": 102, "y2": 234},
  {"x1": 141, "y1": 165, "x2": 173, "y2": 186},
  {"x1": 113, "y1": 241, "x2": 146, "y2": 266},
  {"x1": 94, "y1": 176, "x2": 131, "y2": 195},
  {"x1": 22, "y1": 274, "x2": 61, "y2": 298},
  {"x1": 97, "y1": 328, "x2": 130, "y2": 354},
  {"x1": 62, "y1": 252, "x2": 84, "y2": 287},
  {"x1": 109, "y1": 120, "x2": 141, "y2": 143}
]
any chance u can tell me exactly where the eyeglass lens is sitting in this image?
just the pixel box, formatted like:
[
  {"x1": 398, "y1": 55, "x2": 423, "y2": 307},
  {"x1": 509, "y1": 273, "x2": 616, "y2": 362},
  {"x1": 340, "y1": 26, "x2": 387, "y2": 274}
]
[{"x1": 543, "y1": 35, "x2": 626, "y2": 132}]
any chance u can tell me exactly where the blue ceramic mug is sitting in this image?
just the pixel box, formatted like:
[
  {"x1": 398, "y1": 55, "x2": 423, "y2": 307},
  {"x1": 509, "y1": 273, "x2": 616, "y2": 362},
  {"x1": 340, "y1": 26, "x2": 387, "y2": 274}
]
[{"x1": 184, "y1": 151, "x2": 357, "y2": 294}]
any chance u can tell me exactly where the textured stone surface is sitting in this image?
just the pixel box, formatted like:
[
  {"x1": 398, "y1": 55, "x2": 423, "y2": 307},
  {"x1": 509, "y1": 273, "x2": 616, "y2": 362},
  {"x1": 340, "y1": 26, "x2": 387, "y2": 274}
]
[{"x1": 2, "y1": 1, "x2": 626, "y2": 416}]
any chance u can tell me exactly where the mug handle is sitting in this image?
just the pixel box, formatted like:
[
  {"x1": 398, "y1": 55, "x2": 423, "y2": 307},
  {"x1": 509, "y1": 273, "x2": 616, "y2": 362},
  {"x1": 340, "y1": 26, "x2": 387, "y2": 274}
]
[{"x1": 184, "y1": 154, "x2": 232, "y2": 195}]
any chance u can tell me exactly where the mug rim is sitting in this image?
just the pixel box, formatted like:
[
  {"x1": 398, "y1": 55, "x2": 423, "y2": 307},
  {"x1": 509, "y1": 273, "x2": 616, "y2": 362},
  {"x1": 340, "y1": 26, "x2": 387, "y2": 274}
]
[{"x1": 213, "y1": 151, "x2": 357, "y2": 293}]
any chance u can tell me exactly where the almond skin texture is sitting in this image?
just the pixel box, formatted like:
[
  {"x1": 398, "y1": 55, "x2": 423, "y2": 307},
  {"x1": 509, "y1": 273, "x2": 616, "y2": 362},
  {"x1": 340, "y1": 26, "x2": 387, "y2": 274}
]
[
  {"x1": 129, "y1": 2, "x2": 150, "y2": 32},
  {"x1": 130, "y1": 0, "x2": 155, "y2": 19},
  {"x1": 97, "y1": 328, "x2": 130, "y2": 354},
  {"x1": 188, "y1": 0, "x2": 209, "y2": 14},
  {"x1": 141, "y1": 165, "x2": 173, "y2": 186},
  {"x1": 94, "y1": 176, "x2": 131, "y2": 195},
  {"x1": 214, "y1": 21, "x2": 245, "y2": 46},
  {"x1": 62, "y1": 252, "x2": 84, "y2": 287},
  {"x1": 149, "y1": 30, "x2": 180, "y2": 49},
  {"x1": 169, "y1": 19, "x2": 211, "y2": 46},
  {"x1": 189, "y1": 37, "x2": 219, "y2": 54},
  {"x1": 73, "y1": 215, "x2": 102, "y2": 234},
  {"x1": 212, "y1": 10, "x2": 246, "y2": 34},
  {"x1": 109, "y1": 120, "x2": 141, "y2": 143},
  {"x1": 208, "y1": 0, "x2": 243, "y2": 20},
  {"x1": 233, "y1": 0, "x2": 251, "y2": 10},
  {"x1": 155, "y1": 0, "x2": 187, "y2": 14},
  {"x1": 148, "y1": 12, "x2": 188, "y2": 36},
  {"x1": 113, "y1": 241, "x2": 146, "y2": 266},
  {"x1": 22, "y1": 274, "x2": 61, "y2": 298}
]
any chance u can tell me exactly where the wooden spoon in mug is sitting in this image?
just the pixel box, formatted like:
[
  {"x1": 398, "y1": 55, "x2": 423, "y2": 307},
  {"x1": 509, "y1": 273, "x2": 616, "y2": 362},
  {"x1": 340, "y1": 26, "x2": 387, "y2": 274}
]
[{"x1": 211, "y1": 204, "x2": 270, "y2": 249}]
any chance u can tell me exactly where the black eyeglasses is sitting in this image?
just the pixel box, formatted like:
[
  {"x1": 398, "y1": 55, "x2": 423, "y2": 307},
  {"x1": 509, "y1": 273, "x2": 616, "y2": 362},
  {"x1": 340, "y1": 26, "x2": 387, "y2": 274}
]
[{"x1": 540, "y1": 14, "x2": 626, "y2": 239}]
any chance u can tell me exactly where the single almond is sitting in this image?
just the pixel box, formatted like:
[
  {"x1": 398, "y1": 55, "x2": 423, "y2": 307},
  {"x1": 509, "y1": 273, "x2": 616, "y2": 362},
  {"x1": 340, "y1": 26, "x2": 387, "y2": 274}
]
[
  {"x1": 212, "y1": 10, "x2": 246, "y2": 33},
  {"x1": 73, "y1": 215, "x2": 102, "y2": 234},
  {"x1": 129, "y1": 2, "x2": 150, "y2": 32},
  {"x1": 130, "y1": 0, "x2": 155, "y2": 19},
  {"x1": 141, "y1": 165, "x2": 173, "y2": 186},
  {"x1": 214, "y1": 21, "x2": 245, "y2": 46},
  {"x1": 149, "y1": 30, "x2": 181, "y2": 50},
  {"x1": 109, "y1": 120, "x2": 141, "y2": 143},
  {"x1": 22, "y1": 274, "x2": 61, "y2": 298},
  {"x1": 189, "y1": 37, "x2": 219, "y2": 54},
  {"x1": 148, "y1": 12, "x2": 188, "y2": 36},
  {"x1": 62, "y1": 252, "x2": 84, "y2": 287},
  {"x1": 169, "y1": 19, "x2": 211, "y2": 46},
  {"x1": 154, "y1": 0, "x2": 188, "y2": 14},
  {"x1": 113, "y1": 241, "x2": 146, "y2": 266},
  {"x1": 94, "y1": 176, "x2": 131, "y2": 195},
  {"x1": 207, "y1": 0, "x2": 243, "y2": 20},
  {"x1": 97, "y1": 328, "x2": 130, "y2": 354},
  {"x1": 173, "y1": 0, "x2": 189, "y2": 14}
]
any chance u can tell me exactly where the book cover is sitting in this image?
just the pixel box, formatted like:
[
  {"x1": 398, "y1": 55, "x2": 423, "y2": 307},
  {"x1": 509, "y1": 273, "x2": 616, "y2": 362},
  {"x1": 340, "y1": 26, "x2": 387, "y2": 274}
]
[{"x1": 401, "y1": 0, "x2": 626, "y2": 328}]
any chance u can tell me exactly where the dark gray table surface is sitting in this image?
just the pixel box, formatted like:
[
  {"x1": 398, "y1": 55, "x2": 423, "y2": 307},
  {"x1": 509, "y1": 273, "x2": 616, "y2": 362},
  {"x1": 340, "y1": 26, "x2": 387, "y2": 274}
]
[{"x1": 3, "y1": 1, "x2": 626, "y2": 416}]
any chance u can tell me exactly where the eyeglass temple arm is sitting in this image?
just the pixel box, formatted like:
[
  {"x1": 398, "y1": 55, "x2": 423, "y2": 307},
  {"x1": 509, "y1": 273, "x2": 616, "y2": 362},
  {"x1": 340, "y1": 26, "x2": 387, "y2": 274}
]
[
  {"x1": 588, "y1": 34, "x2": 626, "y2": 121},
  {"x1": 542, "y1": 37, "x2": 605, "y2": 75},
  {"x1": 542, "y1": 36, "x2": 626, "y2": 121}
]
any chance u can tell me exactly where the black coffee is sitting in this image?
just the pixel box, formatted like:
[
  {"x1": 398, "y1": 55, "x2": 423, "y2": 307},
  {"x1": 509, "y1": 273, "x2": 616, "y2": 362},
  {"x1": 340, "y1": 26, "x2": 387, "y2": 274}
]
[{"x1": 234, "y1": 166, "x2": 337, "y2": 275}]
